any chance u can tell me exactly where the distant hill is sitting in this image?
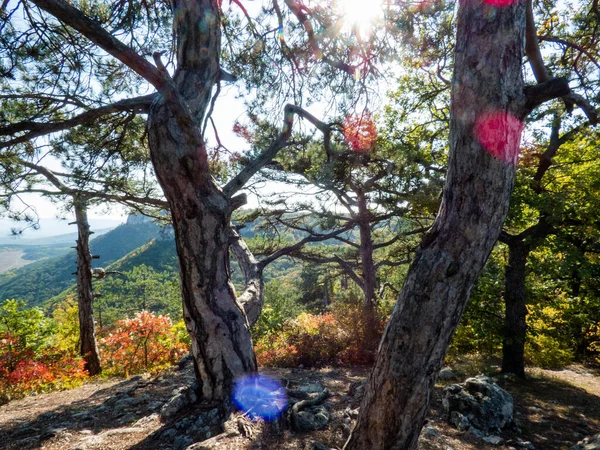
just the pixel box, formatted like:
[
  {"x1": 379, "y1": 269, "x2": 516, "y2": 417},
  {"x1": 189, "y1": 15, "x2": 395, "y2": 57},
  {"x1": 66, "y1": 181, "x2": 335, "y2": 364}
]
[
  {"x1": 0, "y1": 216, "x2": 162, "y2": 306},
  {"x1": 0, "y1": 218, "x2": 123, "y2": 244}
]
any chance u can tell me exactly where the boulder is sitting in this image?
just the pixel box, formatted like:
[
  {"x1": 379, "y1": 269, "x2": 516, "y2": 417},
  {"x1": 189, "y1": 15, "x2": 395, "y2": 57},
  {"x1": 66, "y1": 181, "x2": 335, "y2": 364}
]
[
  {"x1": 159, "y1": 384, "x2": 198, "y2": 420},
  {"x1": 443, "y1": 375, "x2": 513, "y2": 434},
  {"x1": 570, "y1": 433, "x2": 600, "y2": 450},
  {"x1": 439, "y1": 368, "x2": 456, "y2": 381}
]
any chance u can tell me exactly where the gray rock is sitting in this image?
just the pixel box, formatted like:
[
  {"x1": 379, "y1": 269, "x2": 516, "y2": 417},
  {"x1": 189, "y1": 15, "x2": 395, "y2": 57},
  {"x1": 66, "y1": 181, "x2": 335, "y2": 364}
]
[
  {"x1": 296, "y1": 382, "x2": 324, "y2": 394},
  {"x1": 174, "y1": 435, "x2": 194, "y2": 449},
  {"x1": 443, "y1": 375, "x2": 513, "y2": 433},
  {"x1": 160, "y1": 385, "x2": 198, "y2": 420},
  {"x1": 423, "y1": 427, "x2": 440, "y2": 438},
  {"x1": 162, "y1": 428, "x2": 177, "y2": 439},
  {"x1": 439, "y1": 368, "x2": 455, "y2": 381},
  {"x1": 294, "y1": 405, "x2": 331, "y2": 431},
  {"x1": 450, "y1": 411, "x2": 470, "y2": 431},
  {"x1": 468, "y1": 426, "x2": 484, "y2": 439},
  {"x1": 570, "y1": 433, "x2": 600, "y2": 450},
  {"x1": 483, "y1": 435, "x2": 504, "y2": 445},
  {"x1": 114, "y1": 394, "x2": 150, "y2": 409}
]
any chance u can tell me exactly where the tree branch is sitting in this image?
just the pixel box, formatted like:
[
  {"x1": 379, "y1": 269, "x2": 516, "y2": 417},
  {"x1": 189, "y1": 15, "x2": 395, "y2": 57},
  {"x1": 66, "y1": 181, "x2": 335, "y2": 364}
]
[
  {"x1": 0, "y1": 94, "x2": 155, "y2": 149},
  {"x1": 229, "y1": 229, "x2": 263, "y2": 328},
  {"x1": 29, "y1": 0, "x2": 208, "y2": 156}
]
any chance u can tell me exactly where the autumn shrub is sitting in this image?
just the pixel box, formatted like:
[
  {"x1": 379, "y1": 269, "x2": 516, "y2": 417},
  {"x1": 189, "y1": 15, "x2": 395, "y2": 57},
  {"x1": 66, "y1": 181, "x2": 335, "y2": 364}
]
[
  {"x1": 255, "y1": 304, "x2": 386, "y2": 368},
  {"x1": 0, "y1": 333, "x2": 88, "y2": 404},
  {"x1": 98, "y1": 311, "x2": 188, "y2": 376}
]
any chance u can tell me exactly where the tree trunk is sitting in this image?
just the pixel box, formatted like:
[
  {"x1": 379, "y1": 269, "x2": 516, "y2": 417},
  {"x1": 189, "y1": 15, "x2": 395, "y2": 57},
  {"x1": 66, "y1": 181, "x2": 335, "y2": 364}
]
[
  {"x1": 147, "y1": 0, "x2": 257, "y2": 402},
  {"x1": 502, "y1": 241, "x2": 529, "y2": 377},
  {"x1": 74, "y1": 198, "x2": 102, "y2": 376},
  {"x1": 357, "y1": 191, "x2": 378, "y2": 353},
  {"x1": 344, "y1": 0, "x2": 526, "y2": 448}
]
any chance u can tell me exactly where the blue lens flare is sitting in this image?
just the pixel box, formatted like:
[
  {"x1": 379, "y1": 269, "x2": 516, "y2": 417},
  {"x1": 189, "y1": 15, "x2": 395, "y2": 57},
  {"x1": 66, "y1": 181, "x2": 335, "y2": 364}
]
[{"x1": 232, "y1": 374, "x2": 287, "y2": 420}]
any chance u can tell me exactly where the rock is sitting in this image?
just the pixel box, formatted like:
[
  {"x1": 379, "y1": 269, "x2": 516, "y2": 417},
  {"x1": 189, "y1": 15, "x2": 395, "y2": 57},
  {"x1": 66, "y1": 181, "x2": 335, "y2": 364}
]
[
  {"x1": 515, "y1": 439, "x2": 536, "y2": 449},
  {"x1": 162, "y1": 428, "x2": 177, "y2": 439},
  {"x1": 423, "y1": 427, "x2": 440, "y2": 438},
  {"x1": 468, "y1": 426, "x2": 484, "y2": 439},
  {"x1": 443, "y1": 375, "x2": 513, "y2": 434},
  {"x1": 450, "y1": 411, "x2": 470, "y2": 431},
  {"x1": 174, "y1": 435, "x2": 194, "y2": 449},
  {"x1": 114, "y1": 394, "x2": 150, "y2": 409},
  {"x1": 483, "y1": 435, "x2": 504, "y2": 445},
  {"x1": 296, "y1": 382, "x2": 324, "y2": 394},
  {"x1": 570, "y1": 433, "x2": 600, "y2": 450},
  {"x1": 294, "y1": 405, "x2": 331, "y2": 431},
  {"x1": 160, "y1": 385, "x2": 198, "y2": 420},
  {"x1": 135, "y1": 413, "x2": 160, "y2": 427},
  {"x1": 439, "y1": 368, "x2": 455, "y2": 381}
]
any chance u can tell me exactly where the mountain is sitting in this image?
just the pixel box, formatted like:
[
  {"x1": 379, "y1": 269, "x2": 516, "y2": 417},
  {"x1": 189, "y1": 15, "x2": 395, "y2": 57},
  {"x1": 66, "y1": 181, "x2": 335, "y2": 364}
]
[
  {"x1": 0, "y1": 218, "x2": 123, "y2": 244},
  {"x1": 0, "y1": 216, "x2": 162, "y2": 306}
]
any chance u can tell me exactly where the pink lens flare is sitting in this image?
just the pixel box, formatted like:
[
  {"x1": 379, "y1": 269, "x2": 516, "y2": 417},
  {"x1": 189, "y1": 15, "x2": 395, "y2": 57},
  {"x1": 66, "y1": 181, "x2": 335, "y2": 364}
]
[
  {"x1": 483, "y1": 0, "x2": 516, "y2": 6},
  {"x1": 474, "y1": 111, "x2": 523, "y2": 165},
  {"x1": 343, "y1": 113, "x2": 377, "y2": 152}
]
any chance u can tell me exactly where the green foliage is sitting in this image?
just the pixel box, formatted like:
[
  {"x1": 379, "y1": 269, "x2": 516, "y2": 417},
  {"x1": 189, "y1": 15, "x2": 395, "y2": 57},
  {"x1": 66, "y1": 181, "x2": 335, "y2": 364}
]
[
  {"x1": 0, "y1": 299, "x2": 54, "y2": 351},
  {"x1": 94, "y1": 264, "x2": 181, "y2": 326},
  {"x1": 52, "y1": 297, "x2": 80, "y2": 351},
  {"x1": 449, "y1": 246, "x2": 505, "y2": 359},
  {"x1": 252, "y1": 278, "x2": 304, "y2": 340}
]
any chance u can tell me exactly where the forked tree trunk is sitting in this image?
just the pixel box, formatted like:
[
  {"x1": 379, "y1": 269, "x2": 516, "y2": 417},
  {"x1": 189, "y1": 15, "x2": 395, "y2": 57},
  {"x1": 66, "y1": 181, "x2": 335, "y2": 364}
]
[
  {"x1": 147, "y1": 0, "x2": 257, "y2": 401},
  {"x1": 502, "y1": 241, "x2": 529, "y2": 377},
  {"x1": 74, "y1": 198, "x2": 102, "y2": 376},
  {"x1": 344, "y1": 0, "x2": 529, "y2": 448}
]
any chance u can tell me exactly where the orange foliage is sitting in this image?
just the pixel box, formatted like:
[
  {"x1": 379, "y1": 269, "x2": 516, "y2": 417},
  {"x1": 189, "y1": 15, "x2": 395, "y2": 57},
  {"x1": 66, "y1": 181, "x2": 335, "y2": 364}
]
[
  {"x1": 255, "y1": 305, "x2": 386, "y2": 368},
  {"x1": 99, "y1": 311, "x2": 188, "y2": 376},
  {"x1": 343, "y1": 112, "x2": 377, "y2": 152}
]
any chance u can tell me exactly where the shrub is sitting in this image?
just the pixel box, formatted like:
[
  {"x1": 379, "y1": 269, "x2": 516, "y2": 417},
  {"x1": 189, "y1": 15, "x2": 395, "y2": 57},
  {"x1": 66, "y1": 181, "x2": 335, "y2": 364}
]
[
  {"x1": 525, "y1": 305, "x2": 574, "y2": 369},
  {"x1": 0, "y1": 333, "x2": 88, "y2": 403},
  {"x1": 99, "y1": 311, "x2": 188, "y2": 376},
  {"x1": 255, "y1": 304, "x2": 386, "y2": 368}
]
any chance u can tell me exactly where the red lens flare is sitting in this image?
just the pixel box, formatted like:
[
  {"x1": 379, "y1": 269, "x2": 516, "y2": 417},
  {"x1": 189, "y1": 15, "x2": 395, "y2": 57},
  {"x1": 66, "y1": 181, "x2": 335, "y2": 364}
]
[
  {"x1": 474, "y1": 111, "x2": 523, "y2": 165},
  {"x1": 343, "y1": 113, "x2": 377, "y2": 152}
]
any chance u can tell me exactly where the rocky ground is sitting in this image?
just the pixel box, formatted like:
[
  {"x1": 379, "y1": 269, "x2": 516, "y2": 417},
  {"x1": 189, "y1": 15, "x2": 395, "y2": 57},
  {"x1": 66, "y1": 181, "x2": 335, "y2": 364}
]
[{"x1": 0, "y1": 357, "x2": 599, "y2": 450}]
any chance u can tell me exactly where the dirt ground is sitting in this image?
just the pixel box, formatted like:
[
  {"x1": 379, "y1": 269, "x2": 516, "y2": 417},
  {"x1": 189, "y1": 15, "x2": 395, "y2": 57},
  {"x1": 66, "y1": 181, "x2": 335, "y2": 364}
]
[{"x1": 0, "y1": 362, "x2": 599, "y2": 450}]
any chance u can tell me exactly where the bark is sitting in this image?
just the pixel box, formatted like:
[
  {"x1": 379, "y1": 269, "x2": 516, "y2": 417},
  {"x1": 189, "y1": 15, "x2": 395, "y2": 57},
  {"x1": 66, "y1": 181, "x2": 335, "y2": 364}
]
[
  {"x1": 74, "y1": 198, "x2": 101, "y2": 376},
  {"x1": 147, "y1": 0, "x2": 257, "y2": 402},
  {"x1": 357, "y1": 191, "x2": 378, "y2": 352},
  {"x1": 501, "y1": 241, "x2": 530, "y2": 377},
  {"x1": 344, "y1": 0, "x2": 528, "y2": 448}
]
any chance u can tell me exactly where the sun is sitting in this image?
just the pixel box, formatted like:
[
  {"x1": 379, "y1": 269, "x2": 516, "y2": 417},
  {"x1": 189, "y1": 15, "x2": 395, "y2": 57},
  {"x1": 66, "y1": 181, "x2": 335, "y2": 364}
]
[{"x1": 336, "y1": 0, "x2": 384, "y2": 37}]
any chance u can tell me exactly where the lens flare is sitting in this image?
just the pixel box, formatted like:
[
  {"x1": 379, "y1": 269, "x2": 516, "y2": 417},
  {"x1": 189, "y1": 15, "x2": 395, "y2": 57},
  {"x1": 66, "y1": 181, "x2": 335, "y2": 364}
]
[
  {"x1": 343, "y1": 112, "x2": 377, "y2": 152},
  {"x1": 232, "y1": 375, "x2": 287, "y2": 420},
  {"x1": 474, "y1": 111, "x2": 523, "y2": 165},
  {"x1": 483, "y1": 0, "x2": 517, "y2": 6}
]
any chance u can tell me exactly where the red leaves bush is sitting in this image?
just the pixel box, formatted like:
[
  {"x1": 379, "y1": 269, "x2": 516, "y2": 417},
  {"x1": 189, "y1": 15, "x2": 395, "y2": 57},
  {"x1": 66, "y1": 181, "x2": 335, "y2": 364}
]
[
  {"x1": 98, "y1": 311, "x2": 188, "y2": 376},
  {"x1": 0, "y1": 333, "x2": 88, "y2": 403}
]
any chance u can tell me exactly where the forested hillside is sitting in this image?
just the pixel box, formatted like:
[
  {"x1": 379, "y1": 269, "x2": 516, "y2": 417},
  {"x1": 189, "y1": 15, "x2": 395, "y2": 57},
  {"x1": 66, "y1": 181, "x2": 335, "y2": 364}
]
[{"x1": 0, "y1": 216, "x2": 161, "y2": 306}]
